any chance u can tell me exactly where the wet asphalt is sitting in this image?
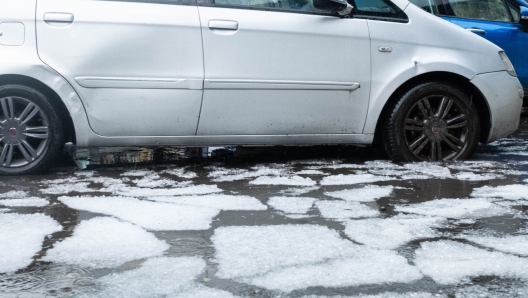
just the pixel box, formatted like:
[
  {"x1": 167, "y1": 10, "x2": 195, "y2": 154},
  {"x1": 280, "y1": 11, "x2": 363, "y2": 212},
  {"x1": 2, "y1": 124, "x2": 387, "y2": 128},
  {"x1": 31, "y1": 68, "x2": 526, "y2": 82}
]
[{"x1": 0, "y1": 115, "x2": 527, "y2": 298}]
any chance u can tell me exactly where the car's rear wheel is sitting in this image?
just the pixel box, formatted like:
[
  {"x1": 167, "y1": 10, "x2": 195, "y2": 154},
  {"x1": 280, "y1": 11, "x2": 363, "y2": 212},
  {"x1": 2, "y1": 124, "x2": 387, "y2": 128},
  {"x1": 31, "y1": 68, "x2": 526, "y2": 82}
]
[
  {"x1": 0, "y1": 85, "x2": 63, "y2": 175},
  {"x1": 382, "y1": 82, "x2": 480, "y2": 162}
]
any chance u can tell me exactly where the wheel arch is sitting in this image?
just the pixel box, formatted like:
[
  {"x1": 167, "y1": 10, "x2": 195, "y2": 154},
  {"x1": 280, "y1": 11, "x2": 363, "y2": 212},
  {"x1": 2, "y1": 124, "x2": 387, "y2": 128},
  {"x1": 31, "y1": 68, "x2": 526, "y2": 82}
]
[
  {"x1": 0, "y1": 74, "x2": 76, "y2": 145},
  {"x1": 374, "y1": 71, "x2": 491, "y2": 144}
]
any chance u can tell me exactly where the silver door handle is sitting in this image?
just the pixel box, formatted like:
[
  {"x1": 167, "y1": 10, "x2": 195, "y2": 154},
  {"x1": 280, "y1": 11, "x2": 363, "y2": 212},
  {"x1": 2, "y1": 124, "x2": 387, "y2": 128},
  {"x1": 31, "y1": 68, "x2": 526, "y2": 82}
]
[
  {"x1": 466, "y1": 28, "x2": 485, "y2": 34},
  {"x1": 44, "y1": 13, "x2": 74, "y2": 24},
  {"x1": 208, "y1": 20, "x2": 238, "y2": 31}
]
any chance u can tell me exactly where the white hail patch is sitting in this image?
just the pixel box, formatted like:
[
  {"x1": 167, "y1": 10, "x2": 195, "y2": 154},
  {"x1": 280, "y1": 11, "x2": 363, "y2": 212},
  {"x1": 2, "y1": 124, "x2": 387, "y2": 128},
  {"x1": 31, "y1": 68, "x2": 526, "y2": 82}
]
[
  {"x1": 40, "y1": 182, "x2": 92, "y2": 195},
  {"x1": 59, "y1": 196, "x2": 220, "y2": 231},
  {"x1": 146, "y1": 194, "x2": 267, "y2": 211},
  {"x1": 403, "y1": 163, "x2": 453, "y2": 179},
  {"x1": 212, "y1": 225, "x2": 422, "y2": 292},
  {"x1": 316, "y1": 200, "x2": 379, "y2": 219},
  {"x1": 295, "y1": 170, "x2": 329, "y2": 175},
  {"x1": 208, "y1": 165, "x2": 291, "y2": 182},
  {"x1": 471, "y1": 185, "x2": 528, "y2": 200},
  {"x1": 163, "y1": 167, "x2": 198, "y2": 179},
  {"x1": 320, "y1": 174, "x2": 396, "y2": 185},
  {"x1": 0, "y1": 198, "x2": 49, "y2": 207},
  {"x1": 86, "y1": 256, "x2": 236, "y2": 298},
  {"x1": 43, "y1": 217, "x2": 168, "y2": 269},
  {"x1": 0, "y1": 191, "x2": 28, "y2": 199},
  {"x1": 463, "y1": 234, "x2": 528, "y2": 256},
  {"x1": 249, "y1": 176, "x2": 316, "y2": 186},
  {"x1": 454, "y1": 172, "x2": 505, "y2": 181},
  {"x1": 344, "y1": 215, "x2": 445, "y2": 249},
  {"x1": 415, "y1": 240, "x2": 528, "y2": 284},
  {"x1": 267, "y1": 197, "x2": 316, "y2": 214},
  {"x1": 0, "y1": 213, "x2": 61, "y2": 273},
  {"x1": 325, "y1": 185, "x2": 394, "y2": 202},
  {"x1": 115, "y1": 184, "x2": 223, "y2": 197},
  {"x1": 395, "y1": 198, "x2": 512, "y2": 219}
]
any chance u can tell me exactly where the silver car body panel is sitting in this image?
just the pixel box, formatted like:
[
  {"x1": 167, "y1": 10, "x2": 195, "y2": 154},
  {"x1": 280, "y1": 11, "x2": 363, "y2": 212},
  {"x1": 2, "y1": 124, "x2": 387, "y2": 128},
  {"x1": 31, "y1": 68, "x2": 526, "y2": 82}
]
[
  {"x1": 196, "y1": 6, "x2": 371, "y2": 135},
  {"x1": 0, "y1": 0, "x2": 93, "y2": 147},
  {"x1": 0, "y1": 0, "x2": 521, "y2": 148},
  {"x1": 36, "y1": 0, "x2": 204, "y2": 137},
  {"x1": 470, "y1": 71, "x2": 523, "y2": 142},
  {"x1": 362, "y1": 3, "x2": 510, "y2": 135}
]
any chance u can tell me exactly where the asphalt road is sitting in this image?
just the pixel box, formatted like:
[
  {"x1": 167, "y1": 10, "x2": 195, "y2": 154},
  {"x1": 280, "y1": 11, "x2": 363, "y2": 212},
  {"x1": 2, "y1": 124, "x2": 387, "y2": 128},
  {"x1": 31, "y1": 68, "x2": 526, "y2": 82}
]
[{"x1": 0, "y1": 115, "x2": 527, "y2": 298}]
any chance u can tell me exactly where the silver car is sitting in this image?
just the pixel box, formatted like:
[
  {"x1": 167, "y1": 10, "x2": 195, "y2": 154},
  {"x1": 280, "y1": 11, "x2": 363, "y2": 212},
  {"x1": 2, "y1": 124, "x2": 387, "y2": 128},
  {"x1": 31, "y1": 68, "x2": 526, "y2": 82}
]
[{"x1": 0, "y1": 0, "x2": 523, "y2": 175}]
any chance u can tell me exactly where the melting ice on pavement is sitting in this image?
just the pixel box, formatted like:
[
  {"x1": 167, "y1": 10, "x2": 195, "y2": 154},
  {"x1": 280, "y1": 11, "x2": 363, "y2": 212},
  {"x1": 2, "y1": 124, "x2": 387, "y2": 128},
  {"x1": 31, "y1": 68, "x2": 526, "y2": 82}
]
[
  {"x1": 0, "y1": 213, "x2": 61, "y2": 273},
  {"x1": 59, "y1": 196, "x2": 220, "y2": 231},
  {"x1": 43, "y1": 217, "x2": 168, "y2": 269},
  {"x1": 87, "y1": 256, "x2": 236, "y2": 298},
  {"x1": 414, "y1": 240, "x2": 528, "y2": 284},
  {"x1": 395, "y1": 198, "x2": 513, "y2": 219},
  {"x1": 212, "y1": 225, "x2": 422, "y2": 292},
  {"x1": 325, "y1": 185, "x2": 394, "y2": 202},
  {"x1": 267, "y1": 197, "x2": 316, "y2": 214},
  {"x1": 344, "y1": 214, "x2": 446, "y2": 249}
]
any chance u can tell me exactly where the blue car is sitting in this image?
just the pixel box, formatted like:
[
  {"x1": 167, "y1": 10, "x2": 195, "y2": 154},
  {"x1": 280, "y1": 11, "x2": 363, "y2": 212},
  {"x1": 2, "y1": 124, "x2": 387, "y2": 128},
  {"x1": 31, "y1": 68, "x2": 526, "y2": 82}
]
[{"x1": 409, "y1": 0, "x2": 528, "y2": 105}]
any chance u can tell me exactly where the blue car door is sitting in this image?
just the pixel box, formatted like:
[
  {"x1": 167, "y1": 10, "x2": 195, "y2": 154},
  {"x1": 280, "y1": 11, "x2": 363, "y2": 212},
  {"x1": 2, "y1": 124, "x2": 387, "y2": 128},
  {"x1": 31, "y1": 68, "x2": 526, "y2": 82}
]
[{"x1": 438, "y1": 0, "x2": 528, "y2": 89}]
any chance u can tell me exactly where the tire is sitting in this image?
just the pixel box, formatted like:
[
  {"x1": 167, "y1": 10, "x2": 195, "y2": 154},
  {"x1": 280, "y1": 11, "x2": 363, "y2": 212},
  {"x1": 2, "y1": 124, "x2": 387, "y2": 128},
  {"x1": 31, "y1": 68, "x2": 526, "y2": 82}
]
[
  {"x1": 382, "y1": 82, "x2": 480, "y2": 162},
  {"x1": 0, "y1": 85, "x2": 64, "y2": 175}
]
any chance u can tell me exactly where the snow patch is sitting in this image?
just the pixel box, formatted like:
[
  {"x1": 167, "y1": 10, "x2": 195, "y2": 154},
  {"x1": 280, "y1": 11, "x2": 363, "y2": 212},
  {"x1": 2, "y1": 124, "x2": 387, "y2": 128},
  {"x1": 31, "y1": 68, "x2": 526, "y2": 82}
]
[
  {"x1": 316, "y1": 200, "x2": 379, "y2": 219},
  {"x1": 115, "y1": 185, "x2": 222, "y2": 197},
  {"x1": 296, "y1": 170, "x2": 328, "y2": 175},
  {"x1": 415, "y1": 240, "x2": 528, "y2": 284},
  {"x1": 471, "y1": 185, "x2": 528, "y2": 200},
  {"x1": 454, "y1": 172, "x2": 505, "y2": 181},
  {"x1": 0, "y1": 213, "x2": 61, "y2": 273},
  {"x1": 267, "y1": 197, "x2": 316, "y2": 214},
  {"x1": 249, "y1": 176, "x2": 316, "y2": 186},
  {"x1": 320, "y1": 174, "x2": 396, "y2": 185},
  {"x1": 395, "y1": 198, "x2": 512, "y2": 219},
  {"x1": 213, "y1": 225, "x2": 422, "y2": 292},
  {"x1": 89, "y1": 256, "x2": 235, "y2": 298},
  {"x1": 0, "y1": 198, "x2": 48, "y2": 207},
  {"x1": 463, "y1": 235, "x2": 528, "y2": 256},
  {"x1": 43, "y1": 217, "x2": 168, "y2": 269},
  {"x1": 325, "y1": 185, "x2": 393, "y2": 202},
  {"x1": 40, "y1": 182, "x2": 92, "y2": 194},
  {"x1": 278, "y1": 186, "x2": 320, "y2": 196},
  {"x1": 121, "y1": 170, "x2": 153, "y2": 177},
  {"x1": 164, "y1": 167, "x2": 198, "y2": 179},
  {"x1": 403, "y1": 163, "x2": 452, "y2": 179},
  {"x1": 208, "y1": 166, "x2": 290, "y2": 182},
  {"x1": 0, "y1": 191, "x2": 28, "y2": 199},
  {"x1": 344, "y1": 215, "x2": 445, "y2": 249},
  {"x1": 59, "y1": 196, "x2": 220, "y2": 230},
  {"x1": 147, "y1": 194, "x2": 267, "y2": 211}
]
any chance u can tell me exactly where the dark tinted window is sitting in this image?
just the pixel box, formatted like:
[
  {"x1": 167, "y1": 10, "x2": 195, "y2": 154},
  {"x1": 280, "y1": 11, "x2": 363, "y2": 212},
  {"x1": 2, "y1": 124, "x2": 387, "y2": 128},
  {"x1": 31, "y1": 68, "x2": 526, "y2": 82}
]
[
  {"x1": 505, "y1": 0, "x2": 520, "y2": 22},
  {"x1": 352, "y1": 0, "x2": 408, "y2": 20},
  {"x1": 198, "y1": 0, "x2": 326, "y2": 12},
  {"x1": 98, "y1": 0, "x2": 196, "y2": 4},
  {"x1": 409, "y1": 0, "x2": 439, "y2": 14},
  {"x1": 448, "y1": 0, "x2": 511, "y2": 22}
]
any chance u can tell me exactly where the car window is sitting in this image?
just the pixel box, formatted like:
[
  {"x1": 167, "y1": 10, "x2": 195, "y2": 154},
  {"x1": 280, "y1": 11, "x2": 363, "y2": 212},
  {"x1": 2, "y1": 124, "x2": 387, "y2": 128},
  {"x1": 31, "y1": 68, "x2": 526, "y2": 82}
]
[
  {"x1": 351, "y1": 0, "x2": 408, "y2": 20},
  {"x1": 408, "y1": 0, "x2": 439, "y2": 14},
  {"x1": 505, "y1": 0, "x2": 520, "y2": 22},
  {"x1": 199, "y1": 0, "x2": 326, "y2": 12},
  {"x1": 448, "y1": 0, "x2": 511, "y2": 22}
]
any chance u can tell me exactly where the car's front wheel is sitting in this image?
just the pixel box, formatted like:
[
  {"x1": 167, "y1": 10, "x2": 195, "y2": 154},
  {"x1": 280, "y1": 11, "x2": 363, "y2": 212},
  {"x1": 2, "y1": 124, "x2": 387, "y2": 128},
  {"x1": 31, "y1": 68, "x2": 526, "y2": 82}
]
[
  {"x1": 382, "y1": 82, "x2": 480, "y2": 162},
  {"x1": 0, "y1": 85, "x2": 64, "y2": 175}
]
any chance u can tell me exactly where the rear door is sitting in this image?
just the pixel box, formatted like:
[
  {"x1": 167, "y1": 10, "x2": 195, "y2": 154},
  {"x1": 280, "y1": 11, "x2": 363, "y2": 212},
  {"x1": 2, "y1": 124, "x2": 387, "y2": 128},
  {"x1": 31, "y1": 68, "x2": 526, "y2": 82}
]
[
  {"x1": 195, "y1": 0, "x2": 371, "y2": 135},
  {"x1": 36, "y1": 0, "x2": 204, "y2": 137}
]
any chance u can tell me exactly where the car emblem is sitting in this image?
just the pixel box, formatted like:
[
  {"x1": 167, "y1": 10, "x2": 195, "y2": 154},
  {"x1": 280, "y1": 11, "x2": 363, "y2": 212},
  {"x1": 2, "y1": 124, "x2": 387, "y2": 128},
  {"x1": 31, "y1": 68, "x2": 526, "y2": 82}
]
[{"x1": 9, "y1": 128, "x2": 17, "y2": 137}]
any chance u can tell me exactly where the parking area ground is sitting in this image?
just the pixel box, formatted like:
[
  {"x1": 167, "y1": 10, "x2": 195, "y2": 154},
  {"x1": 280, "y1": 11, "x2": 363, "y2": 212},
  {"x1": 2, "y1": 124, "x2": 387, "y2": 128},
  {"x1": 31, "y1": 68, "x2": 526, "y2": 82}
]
[{"x1": 0, "y1": 115, "x2": 527, "y2": 298}]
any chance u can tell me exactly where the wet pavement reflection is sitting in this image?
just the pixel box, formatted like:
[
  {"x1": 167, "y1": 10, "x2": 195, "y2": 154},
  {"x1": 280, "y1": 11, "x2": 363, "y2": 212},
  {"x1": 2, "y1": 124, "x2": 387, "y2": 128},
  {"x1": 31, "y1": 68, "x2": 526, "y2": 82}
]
[{"x1": 0, "y1": 115, "x2": 527, "y2": 298}]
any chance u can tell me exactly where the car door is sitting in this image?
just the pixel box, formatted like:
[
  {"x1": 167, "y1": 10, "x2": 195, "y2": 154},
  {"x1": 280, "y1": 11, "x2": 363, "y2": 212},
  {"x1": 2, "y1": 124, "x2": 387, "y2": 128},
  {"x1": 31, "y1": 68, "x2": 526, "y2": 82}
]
[
  {"x1": 195, "y1": 0, "x2": 371, "y2": 135},
  {"x1": 36, "y1": 0, "x2": 204, "y2": 137},
  {"x1": 438, "y1": 0, "x2": 528, "y2": 88}
]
